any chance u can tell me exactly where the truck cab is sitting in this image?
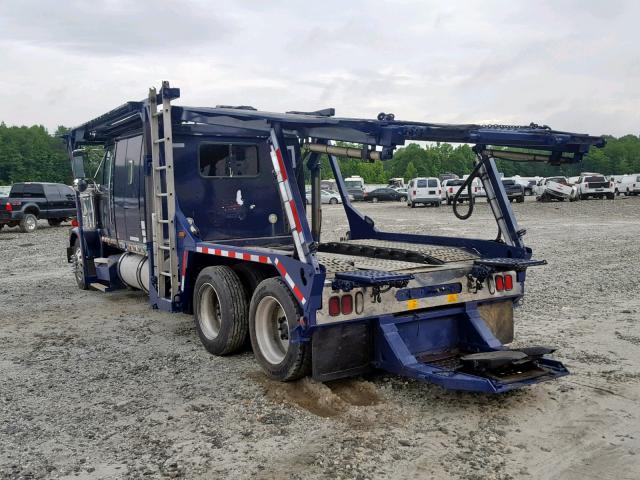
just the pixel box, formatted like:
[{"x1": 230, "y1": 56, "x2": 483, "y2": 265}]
[{"x1": 64, "y1": 82, "x2": 604, "y2": 394}]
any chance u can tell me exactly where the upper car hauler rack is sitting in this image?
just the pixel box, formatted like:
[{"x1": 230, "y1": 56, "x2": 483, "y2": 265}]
[{"x1": 65, "y1": 82, "x2": 604, "y2": 393}]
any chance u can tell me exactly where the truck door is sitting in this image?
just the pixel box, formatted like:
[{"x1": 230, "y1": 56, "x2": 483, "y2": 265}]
[
  {"x1": 43, "y1": 184, "x2": 63, "y2": 218},
  {"x1": 124, "y1": 135, "x2": 143, "y2": 243},
  {"x1": 97, "y1": 147, "x2": 114, "y2": 237},
  {"x1": 113, "y1": 138, "x2": 129, "y2": 242}
]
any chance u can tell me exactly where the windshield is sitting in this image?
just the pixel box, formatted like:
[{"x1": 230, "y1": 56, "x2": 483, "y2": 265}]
[{"x1": 345, "y1": 180, "x2": 362, "y2": 189}]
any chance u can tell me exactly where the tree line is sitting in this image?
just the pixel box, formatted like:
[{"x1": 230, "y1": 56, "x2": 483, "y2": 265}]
[{"x1": 0, "y1": 122, "x2": 638, "y2": 186}]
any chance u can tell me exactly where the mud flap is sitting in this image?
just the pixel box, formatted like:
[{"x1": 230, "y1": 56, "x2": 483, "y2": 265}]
[{"x1": 312, "y1": 322, "x2": 373, "y2": 382}]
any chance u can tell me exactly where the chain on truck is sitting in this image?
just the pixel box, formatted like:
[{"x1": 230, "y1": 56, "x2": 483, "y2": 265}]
[{"x1": 63, "y1": 82, "x2": 604, "y2": 393}]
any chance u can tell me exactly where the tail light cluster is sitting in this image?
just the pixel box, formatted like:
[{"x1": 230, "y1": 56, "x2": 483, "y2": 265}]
[
  {"x1": 4, "y1": 202, "x2": 12, "y2": 212},
  {"x1": 448, "y1": 187, "x2": 453, "y2": 193},
  {"x1": 328, "y1": 292, "x2": 365, "y2": 316},
  {"x1": 494, "y1": 273, "x2": 514, "y2": 292}
]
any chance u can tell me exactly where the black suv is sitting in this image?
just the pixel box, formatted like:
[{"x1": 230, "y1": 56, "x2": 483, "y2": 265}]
[{"x1": 0, "y1": 182, "x2": 76, "y2": 232}]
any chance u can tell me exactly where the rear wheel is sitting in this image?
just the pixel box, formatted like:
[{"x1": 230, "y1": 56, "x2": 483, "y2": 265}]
[
  {"x1": 516, "y1": 195, "x2": 524, "y2": 203},
  {"x1": 329, "y1": 197, "x2": 338, "y2": 205},
  {"x1": 193, "y1": 266, "x2": 248, "y2": 356},
  {"x1": 606, "y1": 193, "x2": 614, "y2": 200},
  {"x1": 409, "y1": 201, "x2": 415, "y2": 208},
  {"x1": 19, "y1": 214, "x2": 37, "y2": 233},
  {"x1": 249, "y1": 278, "x2": 311, "y2": 381},
  {"x1": 372, "y1": 197, "x2": 378, "y2": 203},
  {"x1": 48, "y1": 218, "x2": 63, "y2": 227},
  {"x1": 400, "y1": 195, "x2": 407, "y2": 202}
]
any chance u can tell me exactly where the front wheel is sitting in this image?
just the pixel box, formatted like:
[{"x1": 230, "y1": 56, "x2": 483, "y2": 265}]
[
  {"x1": 371, "y1": 197, "x2": 378, "y2": 203},
  {"x1": 19, "y1": 214, "x2": 37, "y2": 233},
  {"x1": 516, "y1": 195, "x2": 524, "y2": 203},
  {"x1": 72, "y1": 239, "x2": 88, "y2": 290},
  {"x1": 193, "y1": 266, "x2": 248, "y2": 356},
  {"x1": 249, "y1": 278, "x2": 311, "y2": 381},
  {"x1": 329, "y1": 197, "x2": 338, "y2": 205},
  {"x1": 399, "y1": 196, "x2": 407, "y2": 202}
]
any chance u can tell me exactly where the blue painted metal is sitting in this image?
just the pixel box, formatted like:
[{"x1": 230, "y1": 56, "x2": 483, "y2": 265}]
[{"x1": 63, "y1": 84, "x2": 602, "y2": 394}]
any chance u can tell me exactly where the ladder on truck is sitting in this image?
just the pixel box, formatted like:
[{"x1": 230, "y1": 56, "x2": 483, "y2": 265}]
[{"x1": 148, "y1": 81, "x2": 180, "y2": 304}]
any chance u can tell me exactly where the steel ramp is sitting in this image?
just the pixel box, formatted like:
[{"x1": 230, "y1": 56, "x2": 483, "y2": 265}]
[{"x1": 373, "y1": 306, "x2": 569, "y2": 393}]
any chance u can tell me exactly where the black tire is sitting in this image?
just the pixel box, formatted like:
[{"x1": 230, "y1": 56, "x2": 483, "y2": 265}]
[
  {"x1": 72, "y1": 238, "x2": 88, "y2": 290},
  {"x1": 516, "y1": 195, "x2": 524, "y2": 203},
  {"x1": 606, "y1": 193, "x2": 614, "y2": 200},
  {"x1": 372, "y1": 197, "x2": 379, "y2": 203},
  {"x1": 193, "y1": 266, "x2": 248, "y2": 356},
  {"x1": 329, "y1": 197, "x2": 338, "y2": 205},
  {"x1": 48, "y1": 218, "x2": 63, "y2": 227},
  {"x1": 400, "y1": 196, "x2": 407, "y2": 202},
  {"x1": 409, "y1": 201, "x2": 415, "y2": 208},
  {"x1": 19, "y1": 213, "x2": 37, "y2": 233},
  {"x1": 232, "y1": 263, "x2": 273, "y2": 302},
  {"x1": 434, "y1": 201, "x2": 441, "y2": 208},
  {"x1": 249, "y1": 278, "x2": 311, "y2": 381},
  {"x1": 446, "y1": 198, "x2": 452, "y2": 205}
]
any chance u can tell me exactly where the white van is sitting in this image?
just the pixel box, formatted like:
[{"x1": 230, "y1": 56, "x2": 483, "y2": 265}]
[
  {"x1": 616, "y1": 174, "x2": 640, "y2": 196},
  {"x1": 407, "y1": 177, "x2": 442, "y2": 208}
]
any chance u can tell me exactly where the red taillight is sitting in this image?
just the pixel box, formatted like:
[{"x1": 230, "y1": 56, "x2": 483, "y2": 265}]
[
  {"x1": 474, "y1": 186, "x2": 478, "y2": 192},
  {"x1": 328, "y1": 296, "x2": 341, "y2": 316},
  {"x1": 584, "y1": 183, "x2": 589, "y2": 189},
  {"x1": 71, "y1": 218, "x2": 79, "y2": 227},
  {"x1": 448, "y1": 187, "x2": 453, "y2": 193},
  {"x1": 495, "y1": 275, "x2": 504, "y2": 292},
  {"x1": 504, "y1": 274, "x2": 513, "y2": 291},
  {"x1": 5, "y1": 202, "x2": 12, "y2": 212},
  {"x1": 438, "y1": 189, "x2": 441, "y2": 194},
  {"x1": 412, "y1": 190, "x2": 416, "y2": 195},
  {"x1": 341, "y1": 295, "x2": 353, "y2": 315}
]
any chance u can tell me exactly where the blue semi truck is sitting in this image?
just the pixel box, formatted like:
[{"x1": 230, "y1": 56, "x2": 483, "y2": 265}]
[{"x1": 64, "y1": 82, "x2": 604, "y2": 393}]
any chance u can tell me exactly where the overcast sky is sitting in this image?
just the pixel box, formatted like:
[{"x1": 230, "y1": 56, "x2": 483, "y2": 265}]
[{"x1": 0, "y1": 0, "x2": 638, "y2": 137}]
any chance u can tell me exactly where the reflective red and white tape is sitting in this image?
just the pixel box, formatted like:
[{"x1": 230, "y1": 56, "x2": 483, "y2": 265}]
[
  {"x1": 194, "y1": 245, "x2": 306, "y2": 305},
  {"x1": 195, "y1": 245, "x2": 272, "y2": 264},
  {"x1": 269, "y1": 130, "x2": 307, "y2": 264}
]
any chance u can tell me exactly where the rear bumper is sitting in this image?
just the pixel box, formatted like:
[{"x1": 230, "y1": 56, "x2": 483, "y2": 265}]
[
  {"x1": 0, "y1": 211, "x2": 23, "y2": 223},
  {"x1": 411, "y1": 197, "x2": 441, "y2": 203}
]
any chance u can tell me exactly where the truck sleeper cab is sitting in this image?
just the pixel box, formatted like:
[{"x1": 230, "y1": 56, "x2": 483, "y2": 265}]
[{"x1": 64, "y1": 82, "x2": 604, "y2": 394}]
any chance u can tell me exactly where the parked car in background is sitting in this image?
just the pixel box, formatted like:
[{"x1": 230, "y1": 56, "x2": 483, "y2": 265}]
[
  {"x1": 534, "y1": 176, "x2": 574, "y2": 202},
  {"x1": 0, "y1": 182, "x2": 76, "y2": 232},
  {"x1": 615, "y1": 174, "x2": 640, "y2": 196},
  {"x1": 0, "y1": 186, "x2": 11, "y2": 197},
  {"x1": 575, "y1": 174, "x2": 614, "y2": 200},
  {"x1": 407, "y1": 177, "x2": 442, "y2": 207},
  {"x1": 442, "y1": 178, "x2": 473, "y2": 205},
  {"x1": 305, "y1": 189, "x2": 347, "y2": 205},
  {"x1": 364, "y1": 187, "x2": 407, "y2": 202},
  {"x1": 501, "y1": 179, "x2": 525, "y2": 203}
]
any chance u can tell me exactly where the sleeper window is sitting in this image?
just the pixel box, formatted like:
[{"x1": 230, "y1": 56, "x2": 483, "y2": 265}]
[{"x1": 199, "y1": 144, "x2": 259, "y2": 177}]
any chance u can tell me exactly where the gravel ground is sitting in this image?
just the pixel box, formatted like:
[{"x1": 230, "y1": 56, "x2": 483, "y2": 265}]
[{"x1": 1, "y1": 196, "x2": 639, "y2": 480}]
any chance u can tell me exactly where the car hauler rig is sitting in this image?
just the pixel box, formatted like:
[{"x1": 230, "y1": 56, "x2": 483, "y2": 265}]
[{"x1": 64, "y1": 82, "x2": 604, "y2": 393}]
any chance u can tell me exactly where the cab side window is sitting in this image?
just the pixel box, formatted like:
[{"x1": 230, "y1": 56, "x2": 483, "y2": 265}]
[
  {"x1": 199, "y1": 143, "x2": 259, "y2": 177},
  {"x1": 44, "y1": 184, "x2": 61, "y2": 199},
  {"x1": 22, "y1": 184, "x2": 45, "y2": 198}
]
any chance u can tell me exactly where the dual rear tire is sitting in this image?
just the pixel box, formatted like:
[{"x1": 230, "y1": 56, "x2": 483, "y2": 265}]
[{"x1": 193, "y1": 266, "x2": 310, "y2": 381}]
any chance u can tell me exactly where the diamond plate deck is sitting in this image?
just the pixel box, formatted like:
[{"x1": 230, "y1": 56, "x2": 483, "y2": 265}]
[
  {"x1": 316, "y1": 252, "x2": 428, "y2": 275},
  {"x1": 344, "y1": 239, "x2": 479, "y2": 263}
]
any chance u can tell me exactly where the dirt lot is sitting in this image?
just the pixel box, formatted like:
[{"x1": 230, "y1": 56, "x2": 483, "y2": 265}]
[{"x1": 1, "y1": 196, "x2": 639, "y2": 480}]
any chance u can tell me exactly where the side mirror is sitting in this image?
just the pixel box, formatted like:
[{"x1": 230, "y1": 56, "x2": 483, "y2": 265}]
[
  {"x1": 74, "y1": 178, "x2": 88, "y2": 193},
  {"x1": 71, "y1": 149, "x2": 86, "y2": 179}
]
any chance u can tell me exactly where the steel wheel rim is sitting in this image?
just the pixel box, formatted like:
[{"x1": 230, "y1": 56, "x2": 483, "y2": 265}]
[
  {"x1": 73, "y1": 247, "x2": 83, "y2": 284},
  {"x1": 26, "y1": 216, "x2": 36, "y2": 231},
  {"x1": 198, "y1": 283, "x2": 222, "y2": 340},
  {"x1": 254, "y1": 295, "x2": 289, "y2": 365}
]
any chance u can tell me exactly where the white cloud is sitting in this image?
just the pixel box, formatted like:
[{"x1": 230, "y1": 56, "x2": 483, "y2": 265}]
[{"x1": 0, "y1": 0, "x2": 637, "y2": 136}]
